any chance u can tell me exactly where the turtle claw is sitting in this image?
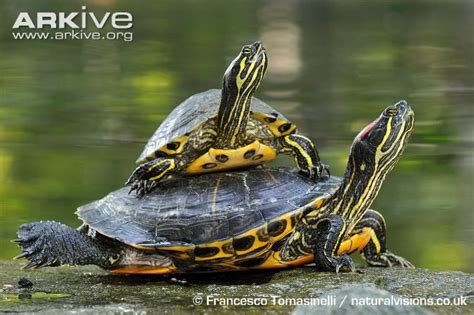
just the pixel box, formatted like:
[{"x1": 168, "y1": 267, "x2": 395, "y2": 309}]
[
  {"x1": 316, "y1": 253, "x2": 356, "y2": 273},
  {"x1": 16, "y1": 221, "x2": 77, "y2": 269},
  {"x1": 396, "y1": 256, "x2": 415, "y2": 268},
  {"x1": 321, "y1": 164, "x2": 330, "y2": 178},
  {"x1": 128, "y1": 180, "x2": 157, "y2": 197},
  {"x1": 306, "y1": 163, "x2": 330, "y2": 181},
  {"x1": 381, "y1": 251, "x2": 414, "y2": 268},
  {"x1": 14, "y1": 251, "x2": 30, "y2": 260},
  {"x1": 334, "y1": 254, "x2": 356, "y2": 273},
  {"x1": 126, "y1": 159, "x2": 173, "y2": 196},
  {"x1": 16, "y1": 221, "x2": 120, "y2": 269},
  {"x1": 25, "y1": 260, "x2": 41, "y2": 270},
  {"x1": 125, "y1": 162, "x2": 153, "y2": 186},
  {"x1": 316, "y1": 163, "x2": 330, "y2": 179},
  {"x1": 15, "y1": 222, "x2": 53, "y2": 269}
]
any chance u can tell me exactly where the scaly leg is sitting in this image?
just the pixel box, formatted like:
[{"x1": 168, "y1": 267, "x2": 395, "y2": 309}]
[
  {"x1": 310, "y1": 214, "x2": 355, "y2": 272},
  {"x1": 351, "y1": 209, "x2": 414, "y2": 268},
  {"x1": 276, "y1": 134, "x2": 329, "y2": 180},
  {"x1": 14, "y1": 221, "x2": 121, "y2": 269}
]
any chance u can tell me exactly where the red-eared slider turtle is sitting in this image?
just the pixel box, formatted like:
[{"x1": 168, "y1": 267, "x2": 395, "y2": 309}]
[
  {"x1": 16, "y1": 101, "x2": 414, "y2": 273},
  {"x1": 126, "y1": 41, "x2": 327, "y2": 195}
]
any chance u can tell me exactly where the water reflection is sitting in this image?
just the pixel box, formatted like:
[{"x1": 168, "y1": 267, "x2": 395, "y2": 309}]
[
  {"x1": 0, "y1": 0, "x2": 472, "y2": 272},
  {"x1": 259, "y1": 0, "x2": 302, "y2": 83}
]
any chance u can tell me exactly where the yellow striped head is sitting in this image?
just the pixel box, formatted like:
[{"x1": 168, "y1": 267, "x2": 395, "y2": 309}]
[
  {"x1": 223, "y1": 41, "x2": 268, "y2": 94},
  {"x1": 352, "y1": 100, "x2": 415, "y2": 171}
]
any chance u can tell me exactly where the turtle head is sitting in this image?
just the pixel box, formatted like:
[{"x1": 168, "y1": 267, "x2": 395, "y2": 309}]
[
  {"x1": 317, "y1": 101, "x2": 414, "y2": 222},
  {"x1": 223, "y1": 41, "x2": 268, "y2": 93},
  {"x1": 351, "y1": 100, "x2": 414, "y2": 169},
  {"x1": 284, "y1": 101, "x2": 414, "y2": 264},
  {"x1": 217, "y1": 41, "x2": 268, "y2": 147}
]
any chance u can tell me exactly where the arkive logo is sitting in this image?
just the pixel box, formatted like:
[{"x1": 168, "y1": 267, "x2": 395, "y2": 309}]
[
  {"x1": 11, "y1": 6, "x2": 134, "y2": 42},
  {"x1": 13, "y1": 6, "x2": 133, "y2": 29}
]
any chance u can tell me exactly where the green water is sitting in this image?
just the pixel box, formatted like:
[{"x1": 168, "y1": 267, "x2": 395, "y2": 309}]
[{"x1": 0, "y1": 0, "x2": 472, "y2": 272}]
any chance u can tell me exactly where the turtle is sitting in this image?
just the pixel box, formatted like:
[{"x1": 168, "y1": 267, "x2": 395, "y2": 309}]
[
  {"x1": 15, "y1": 101, "x2": 414, "y2": 273},
  {"x1": 126, "y1": 41, "x2": 327, "y2": 196}
]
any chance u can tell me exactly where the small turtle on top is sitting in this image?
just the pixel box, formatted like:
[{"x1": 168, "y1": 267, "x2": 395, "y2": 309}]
[
  {"x1": 15, "y1": 101, "x2": 414, "y2": 274},
  {"x1": 126, "y1": 41, "x2": 328, "y2": 195}
]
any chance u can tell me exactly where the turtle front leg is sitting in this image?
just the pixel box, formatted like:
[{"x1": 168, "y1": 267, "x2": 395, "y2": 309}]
[
  {"x1": 126, "y1": 157, "x2": 179, "y2": 196},
  {"x1": 14, "y1": 221, "x2": 121, "y2": 269},
  {"x1": 308, "y1": 213, "x2": 355, "y2": 272},
  {"x1": 349, "y1": 209, "x2": 414, "y2": 268},
  {"x1": 275, "y1": 134, "x2": 329, "y2": 180}
]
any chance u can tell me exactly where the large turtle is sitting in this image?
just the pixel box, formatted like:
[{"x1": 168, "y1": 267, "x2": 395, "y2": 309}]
[
  {"x1": 16, "y1": 101, "x2": 414, "y2": 273},
  {"x1": 126, "y1": 41, "x2": 327, "y2": 195}
]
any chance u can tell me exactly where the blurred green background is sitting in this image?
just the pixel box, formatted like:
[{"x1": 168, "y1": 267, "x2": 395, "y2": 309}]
[{"x1": 0, "y1": 0, "x2": 472, "y2": 272}]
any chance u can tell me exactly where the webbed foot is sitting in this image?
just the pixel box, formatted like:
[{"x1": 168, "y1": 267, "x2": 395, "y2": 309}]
[
  {"x1": 126, "y1": 158, "x2": 175, "y2": 196},
  {"x1": 15, "y1": 221, "x2": 63, "y2": 269},
  {"x1": 15, "y1": 221, "x2": 120, "y2": 269},
  {"x1": 364, "y1": 250, "x2": 414, "y2": 268}
]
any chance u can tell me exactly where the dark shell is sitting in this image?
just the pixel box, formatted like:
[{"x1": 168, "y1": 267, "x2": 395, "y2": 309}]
[
  {"x1": 76, "y1": 168, "x2": 340, "y2": 247},
  {"x1": 137, "y1": 89, "x2": 292, "y2": 163}
]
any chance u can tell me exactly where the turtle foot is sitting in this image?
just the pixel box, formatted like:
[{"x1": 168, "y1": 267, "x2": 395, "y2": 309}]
[
  {"x1": 15, "y1": 221, "x2": 120, "y2": 269},
  {"x1": 365, "y1": 250, "x2": 414, "y2": 268},
  {"x1": 314, "y1": 162, "x2": 330, "y2": 180},
  {"x1": 128, "y1": 180, "x2": 157, "y2": 197},
  {"x1": 315, "y1": 253, "x2": 356, "y2": 273},
  {"x1": 324, "y1": 254, "x2": 356, "y2": 273},
  {"x1": 15, "y1": 221, "x2": 67, "y2": 269},
  {"x1": 126, "y1": 158, "x2": 174, "y2": 196}
]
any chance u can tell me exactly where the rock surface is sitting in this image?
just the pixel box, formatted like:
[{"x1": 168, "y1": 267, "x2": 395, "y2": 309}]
[{"x1": 0, "y1": 261, "x2": 472, "y2": 314}]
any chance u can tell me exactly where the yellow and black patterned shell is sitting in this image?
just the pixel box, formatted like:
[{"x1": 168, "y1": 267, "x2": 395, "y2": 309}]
[
  {"x1": 76, "y1": 168, "x2": 340, "y2": 248},
  {"x1": 136, "y1": 89, "x2": 292, "y2": 163}
]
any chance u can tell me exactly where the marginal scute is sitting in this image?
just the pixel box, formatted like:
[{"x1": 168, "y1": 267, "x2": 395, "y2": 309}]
[
  {"x1": 278, "y1": 123, "x2": 293, "y2": 134},
  {"x1": 251, "y1": 111, "x2": 295, "y2": 137},
  {"x1": 290, "y1": 213, "x2": 299, "y2": 228},
  {"x1": 166, "y1": 142, "x2": 180, "y2": 150},
  {"x1": 233, "y1": 255, "x2": 269, "y2": 268},
  {"x1": 161, "y1": 250, "x2": 190, "y2": 260},
  {"x1": 268, "y1": 220, "x2": 287, "y2": 237},
  {"x1": 156, "y1": 135, "x2": 189, "y2": 156},
  {"x1": 194, "y1": 246, "x2": 220, "y2": 258},
  {"x1": 241, "y1": 243, "x2": 271, "y2": 257},
  {"x1": 233, "y1": 235, "x2": 255, "y2": 251},
  {"x1": 264, "y1": 116, "x2": 277, "y2": 123}
]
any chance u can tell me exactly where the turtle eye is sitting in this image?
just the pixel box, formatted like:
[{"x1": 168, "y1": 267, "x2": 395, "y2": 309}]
[
  {"x1": 242, "y1": 47, "x2": 252, "y2": 55},
  {"x1": 383, "y1": 106, "x2": 399, "y2": 117}
]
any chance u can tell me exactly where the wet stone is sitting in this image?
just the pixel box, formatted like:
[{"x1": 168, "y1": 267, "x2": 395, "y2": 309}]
[
  {"x1": 18, "y1": 277, "x2": 33, "y2": 289},
  {"x1": 0, "y1": 261, "x2": 472, "y2": 314}
]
